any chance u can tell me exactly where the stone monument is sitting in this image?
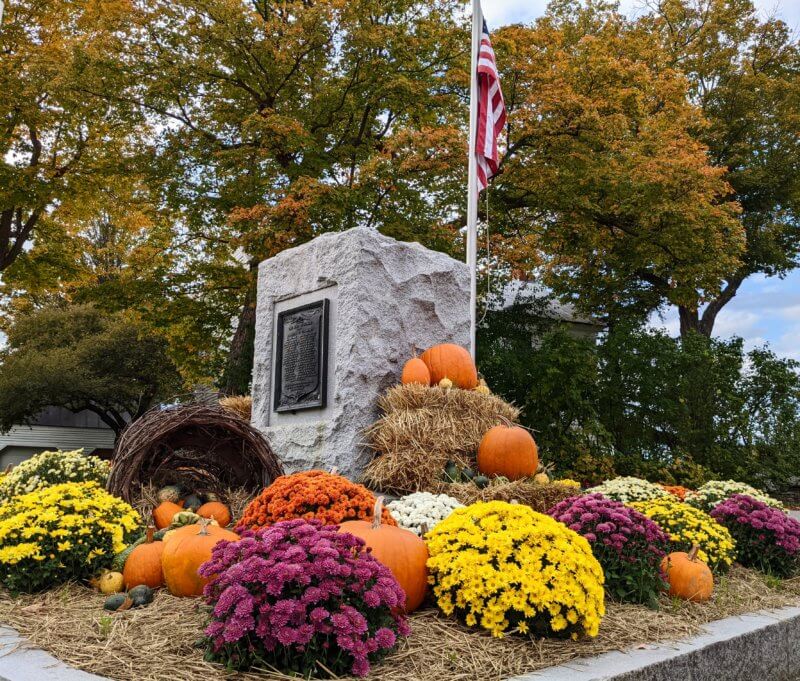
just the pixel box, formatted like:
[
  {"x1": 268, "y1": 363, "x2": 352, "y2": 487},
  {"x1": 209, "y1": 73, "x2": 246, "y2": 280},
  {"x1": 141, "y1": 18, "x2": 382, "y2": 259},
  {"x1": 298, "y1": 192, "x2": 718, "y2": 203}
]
[{"x1": 251, "y1": 227, "x2": 470, "y2": 479}]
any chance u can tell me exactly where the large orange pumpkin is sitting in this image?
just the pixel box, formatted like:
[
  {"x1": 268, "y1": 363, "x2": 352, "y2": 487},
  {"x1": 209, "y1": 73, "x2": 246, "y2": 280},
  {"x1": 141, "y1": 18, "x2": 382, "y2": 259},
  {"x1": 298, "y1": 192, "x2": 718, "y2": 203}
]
[
  {"x1": 197, "y1": 501, "x2": 231, "y2": 528},
  {"x1": 401, "y1": 357, "x2": 431, "y2": 386},
  {"x1": 123, "y1": 526, "x2": 164, "y2": 589},
  {"x1": 339, "y1": 498, "x2": 429, "y2": 612},
  {"x1": 161, "y1": 521, "x2": 239, "y2": 597},
  {"x1": 660, "y1": 546, "x2": 713, "y2": 602},
  {"x1": 477, "y1": 425, "x2": 539, "y2": 481},
  {"x1": 420, "y1": 344, "x2": 477, "y2": 389},
  {"x1": 153, "y1": 501, "x2": 183, "y2": 529}
]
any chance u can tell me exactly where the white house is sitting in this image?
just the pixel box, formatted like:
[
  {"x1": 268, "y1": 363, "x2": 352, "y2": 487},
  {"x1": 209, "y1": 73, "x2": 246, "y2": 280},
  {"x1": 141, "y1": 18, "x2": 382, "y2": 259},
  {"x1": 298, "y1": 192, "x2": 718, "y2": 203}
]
[{"x1": 0, "y1": 407, "x2": 116, "y2": 469}]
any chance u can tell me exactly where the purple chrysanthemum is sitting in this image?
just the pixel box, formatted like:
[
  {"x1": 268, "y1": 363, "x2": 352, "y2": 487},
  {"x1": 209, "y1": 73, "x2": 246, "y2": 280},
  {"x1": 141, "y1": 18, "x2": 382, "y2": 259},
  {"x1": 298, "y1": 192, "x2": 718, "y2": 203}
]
[
  {"x1": 199, "y1": 519, "x2": 409, "y2": 677},
  {"x1": 548, "y1": 493, "x2": 670, "y2": 606},
  {"x1": 711, "y1": 494, "x2": 800, "y2": 577}
]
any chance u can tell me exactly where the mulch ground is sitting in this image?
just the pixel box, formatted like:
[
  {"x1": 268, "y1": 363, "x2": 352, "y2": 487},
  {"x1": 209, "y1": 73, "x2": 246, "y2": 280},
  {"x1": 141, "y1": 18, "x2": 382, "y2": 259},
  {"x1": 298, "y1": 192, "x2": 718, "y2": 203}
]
[{"x1": 1, "y1": 566, "x2": 798, "y2": 681}]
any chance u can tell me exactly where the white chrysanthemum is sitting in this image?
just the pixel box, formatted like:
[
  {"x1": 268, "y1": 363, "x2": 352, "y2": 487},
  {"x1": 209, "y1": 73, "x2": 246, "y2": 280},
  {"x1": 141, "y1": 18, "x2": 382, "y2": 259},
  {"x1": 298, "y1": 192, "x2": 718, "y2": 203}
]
[
  {"x1": 589, "y1": 476, "x2": 669, "y2": 504},
  {"x1": 0, "y1": 450, "x2": 110, "y2": 503},
  {"x1": 686, "y1": 480, "x2": 784, "y2": 512},
  {"x1": 387, "y1": 492, "x2": 464, "y2": 536}
]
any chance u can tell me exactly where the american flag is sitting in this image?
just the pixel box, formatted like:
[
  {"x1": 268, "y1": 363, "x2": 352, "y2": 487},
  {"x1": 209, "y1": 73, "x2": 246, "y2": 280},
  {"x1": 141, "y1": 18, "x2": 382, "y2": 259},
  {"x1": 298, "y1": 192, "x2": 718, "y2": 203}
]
[{"x1": 475, "y1": 19, "x2": 507, "y2": 191}]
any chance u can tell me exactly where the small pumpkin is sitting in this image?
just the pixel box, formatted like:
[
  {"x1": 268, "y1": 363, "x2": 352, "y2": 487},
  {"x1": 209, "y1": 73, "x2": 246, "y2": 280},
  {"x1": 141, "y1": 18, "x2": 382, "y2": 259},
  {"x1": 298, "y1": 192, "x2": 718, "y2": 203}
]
[
  {"x1": 438, "y1": 377, "x2": 453, "y2": 389},
  {"x1": 128, "y1": 584, "x2": 155, "y2": 607},
  {"x1": 661, "y1": 545, "x2": 714, "y2": 602},
  {"x1": 533, "y1": 472, "x2": 550, "y2": 485},
  {"x1": 473, "y1": 474, "x2": 490, "y2": 489},
  {"x1": 197, "y1": 501, "x2": 231, "y2": 528},
  {"x1": 338, "y1": 498, "x2": 429, "y2": 612},
  {"x1": 401, "y1": 357, "x2": 431, "y2": 386},
  {"x1": 183, "y1": 494, "x2": 203, "y2": 512},
  {"x1": 99, "y1": 571, "x2": 125, "y2": 595},
  {"x1": 161, "y1": 519, "x2": 239, "y2": 597},
  {"x1": 123, "y1": 526, "x2": 164, "y2": 589},
  {"x1": 153, "y1": 501, "x2": 183, "y2": 530},
  {"x1": 477, "y1": 425, "x2": 539, "y2": 481},
  {"x1": 420, "y1": 343, "x2": 478, "y2": 389},
  {"x1": 474, "y1": 379, "x2": 491, "y2": 395}
]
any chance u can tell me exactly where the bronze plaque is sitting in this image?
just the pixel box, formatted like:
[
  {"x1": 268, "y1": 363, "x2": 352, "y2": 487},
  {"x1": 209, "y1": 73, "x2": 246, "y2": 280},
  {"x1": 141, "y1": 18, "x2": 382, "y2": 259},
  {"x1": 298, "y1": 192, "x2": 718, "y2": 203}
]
[{"x1": 273, "y1": 299, "x2": 329, "y2": 412}]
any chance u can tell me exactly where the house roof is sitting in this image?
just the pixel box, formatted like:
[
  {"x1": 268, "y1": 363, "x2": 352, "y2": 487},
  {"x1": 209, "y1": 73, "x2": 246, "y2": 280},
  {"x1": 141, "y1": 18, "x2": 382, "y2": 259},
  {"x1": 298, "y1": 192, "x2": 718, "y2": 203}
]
[{"x1": 492, "y1": 280, "x2": 603, "y2": 326}]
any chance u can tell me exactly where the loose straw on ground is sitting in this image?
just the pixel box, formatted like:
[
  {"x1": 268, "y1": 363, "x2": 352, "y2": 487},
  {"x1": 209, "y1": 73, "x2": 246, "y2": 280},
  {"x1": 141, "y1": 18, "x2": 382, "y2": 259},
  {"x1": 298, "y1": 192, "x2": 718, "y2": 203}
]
[{"x1": 1, "y1": 567, "x2": 798, "y2": 681}]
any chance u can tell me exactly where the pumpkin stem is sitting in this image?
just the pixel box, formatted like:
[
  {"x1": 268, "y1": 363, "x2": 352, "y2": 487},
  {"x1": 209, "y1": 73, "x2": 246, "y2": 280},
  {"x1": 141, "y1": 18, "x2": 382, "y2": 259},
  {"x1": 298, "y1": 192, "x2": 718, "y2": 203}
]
[
  {"x1": 372, "y1": 497, "x2": 384, "y2": 530},
  {"x1": 145, "y1": 525, "x2": 155, "y2": 544},
  {"x1": 330, "y1": 466, "x2": 339, "y2": 476},
  {"x1": 688, "y1": 544, "x2": 699, "y2": 562},
  {"x1": 198, "y1": 518, "x2": 212, "y2": 536}
]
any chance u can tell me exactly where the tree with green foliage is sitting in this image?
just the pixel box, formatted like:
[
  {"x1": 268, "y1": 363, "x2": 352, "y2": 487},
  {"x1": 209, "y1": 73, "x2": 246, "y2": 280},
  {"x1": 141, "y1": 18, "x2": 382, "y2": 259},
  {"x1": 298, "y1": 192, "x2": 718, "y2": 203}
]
[
  {"x1": 0, "y1": 0, "x2": 141, "y2": 272},
  {"x1": 0, "y1": 305, "x2": 183, "y2": 436}
]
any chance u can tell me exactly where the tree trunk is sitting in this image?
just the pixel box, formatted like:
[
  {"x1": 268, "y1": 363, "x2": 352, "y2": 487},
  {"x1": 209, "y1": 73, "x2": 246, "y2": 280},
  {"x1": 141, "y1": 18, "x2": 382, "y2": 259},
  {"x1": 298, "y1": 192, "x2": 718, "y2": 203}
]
[
  {"x1": 220, "y1": 266, "x2": 258, "y2": 395},
  {"x1": 678, "y1": 274, "x2": 745, "y2": 339}
]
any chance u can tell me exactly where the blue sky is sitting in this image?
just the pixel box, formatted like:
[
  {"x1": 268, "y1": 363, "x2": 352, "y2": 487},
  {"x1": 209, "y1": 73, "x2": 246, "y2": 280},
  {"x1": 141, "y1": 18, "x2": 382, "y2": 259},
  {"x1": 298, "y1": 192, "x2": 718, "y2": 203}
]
[{"x1": 483, "y1": 0, "x2": 800, "y2": 360}]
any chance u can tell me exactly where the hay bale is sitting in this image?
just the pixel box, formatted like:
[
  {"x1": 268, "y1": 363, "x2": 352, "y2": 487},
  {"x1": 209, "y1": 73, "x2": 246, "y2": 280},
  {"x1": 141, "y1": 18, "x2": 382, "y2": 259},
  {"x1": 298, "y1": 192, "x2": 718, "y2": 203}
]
[
  {"x1": 108, "y1": 404, "x2": 284, "y2": 503},
  {"x1": 218, "y1": 395, "x2": 252, "y2": 421},
  {"x1": 362, "y1": 384, "x2": 519, "y2": 495},
  {"x1": 436, "y1": 479, "x2": 580, "y2": 513}
]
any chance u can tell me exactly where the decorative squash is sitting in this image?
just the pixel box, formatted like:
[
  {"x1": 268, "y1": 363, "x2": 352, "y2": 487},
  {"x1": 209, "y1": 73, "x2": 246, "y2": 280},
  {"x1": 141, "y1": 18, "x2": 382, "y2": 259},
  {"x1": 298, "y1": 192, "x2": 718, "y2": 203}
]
[
  {"x1": 153, "y1": 501, "x2": 183, "y2": 530},
  {"x1": 477, "y1": 425, "x2": 539, "y2": 481},
  {"x1": 533, "y1": 472, "x2": 550, "y2": 485},
  {"x1": 197, "y1": 501, "x2": 231, "y2": 528},
  {"x1": 156, "y1": 485, "x2": 183, "y2": 504},
  {"x1": 103, "y1": 593, "x2": 130, "y2": 612},
  {"x1": 123, "y1": 526, "x2": 164, "y2": 589},
  {"x1": 161, "y1": 520, "x2": 239, "y2": 597},
  {"x1": 183, "y1": 494, "x2": 203, "y2": 512},
  {"x1": 338, "y1": 498, "x2": 429, "y2": 612},
  {"x1": 420, "y1": 344, "x2": 478, "y2": 389},
  {"x1": 128, "y1": 584, "x2": 155, "y2": 607},
  {"x1": 170, "y1": 511, "x2": 202, "y2": 528},
  {"x1": 660, "y1": 545, "x2": 714, "y2": 602},
  {"x1": 99, "y1": 571, "x2": 125, "y2": 594},
  {"x1": 438, "y1": 377, "x2": 453, "y2": 389},
  {"x1": 401, "y1": 357, "x2": 431, "y2": 386}
]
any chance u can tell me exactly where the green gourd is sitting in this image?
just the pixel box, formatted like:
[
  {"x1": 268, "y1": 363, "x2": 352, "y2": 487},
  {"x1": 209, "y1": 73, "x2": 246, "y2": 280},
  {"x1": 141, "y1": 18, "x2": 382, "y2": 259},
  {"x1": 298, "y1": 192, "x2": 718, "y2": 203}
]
[
  {"x1": 103, "y1": 593, "x2": 129, "y2": 612},
  {"x1": 128, "y1": 585, "x2": 155, "y2": 607}
]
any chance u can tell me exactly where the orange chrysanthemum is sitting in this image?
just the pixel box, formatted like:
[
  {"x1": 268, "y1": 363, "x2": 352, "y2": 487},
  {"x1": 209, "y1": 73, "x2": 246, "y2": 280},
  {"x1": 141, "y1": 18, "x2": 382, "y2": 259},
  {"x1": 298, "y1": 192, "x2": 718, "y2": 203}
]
[
  {"x1": 238, "y1": 470, "x2": 397, "y2": 530},
  {"x1": 660, "y1": 484, "x2": 690, "y2": 501}
]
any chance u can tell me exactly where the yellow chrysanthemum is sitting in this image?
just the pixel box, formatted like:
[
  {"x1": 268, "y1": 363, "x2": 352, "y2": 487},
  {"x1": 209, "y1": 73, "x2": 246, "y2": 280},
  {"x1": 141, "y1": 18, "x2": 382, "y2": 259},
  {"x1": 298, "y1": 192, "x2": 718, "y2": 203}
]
[
  {"x1": 0, "y1": 481, "x2": 140, "y2": 593},
  {"x1": 629, "y1": 498, "x2": 736, "y2": 571},
  {"x1": 426, "y1": 501, "x2": 605, "y2": 639}
]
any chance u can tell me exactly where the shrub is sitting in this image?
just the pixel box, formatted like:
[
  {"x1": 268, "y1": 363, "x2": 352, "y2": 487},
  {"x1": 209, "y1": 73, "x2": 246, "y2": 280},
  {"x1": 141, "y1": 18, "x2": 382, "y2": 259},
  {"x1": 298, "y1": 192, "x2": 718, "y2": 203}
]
[
  {"x1": 386, "y1": 492, "x2": 463, "y2": 536},
  {"x1": 686, "y1": 480, "x2": 784, "y2": 512},
  {"x1": 630, "y1": 498, "x2": 736, "y2": 572},
  {"x1": 0, "y1": 449, "x2": 110, "y2": 503},
  {"x1": 710, "y1": 495, "x2": 800, "y2": 577},
  {"x1": 0, "y1": 481, "x2": 140, "y2": 593},
  {"x1": 237, "y1": 470, "x2": 396, "y2": 530},
  {"x1": 200, "y1": 519, "x2": 409, "y2": 677},
  {"x1": 426, "y1": 501, "x2": 605, "y2": 639},
  {"x1": 547, "y1": 493, "x2": 670, "y2": 607},
  {"x1": 590, "y1": 476, "x2": 670, "y2": 504}
]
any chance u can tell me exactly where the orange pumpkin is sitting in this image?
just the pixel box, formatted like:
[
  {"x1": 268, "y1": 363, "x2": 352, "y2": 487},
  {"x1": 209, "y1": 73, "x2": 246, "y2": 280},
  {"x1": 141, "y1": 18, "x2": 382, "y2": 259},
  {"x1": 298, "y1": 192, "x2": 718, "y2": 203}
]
[
  {"x1": 153, "y1": 501, "x2": 183, "y2": 529},
  {"x1": 420, "y1": 344, "x2": 477, "y2": 389},
  {"x1": 339, "y1": 498, "x2": 429, "y2": 613},
  {"x1": 477, "y1": 424, "x2": 538, "y2": 481},
  {"x1": 197, "y1": 501, "x2": 231, "y2": 528},
  {"x1": 401, "y1": 357, "x2": 431, "y2": 386},
  {"x1": 660, "y1": 546, "x2": 714, "y2": 602},
  {"x1": 123, "y1": 526, "x2": 164, "y2": 589},
  {"x1": 161, "y1": 520, "x2": 239, "y2": 597}
]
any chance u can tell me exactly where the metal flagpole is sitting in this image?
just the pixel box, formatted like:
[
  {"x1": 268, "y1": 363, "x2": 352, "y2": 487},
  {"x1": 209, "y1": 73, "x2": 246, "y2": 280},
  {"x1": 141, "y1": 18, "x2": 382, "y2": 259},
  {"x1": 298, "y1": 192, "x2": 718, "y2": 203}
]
[{"x1": 466, "y1": 0, "x2": 481, "y2": 359}]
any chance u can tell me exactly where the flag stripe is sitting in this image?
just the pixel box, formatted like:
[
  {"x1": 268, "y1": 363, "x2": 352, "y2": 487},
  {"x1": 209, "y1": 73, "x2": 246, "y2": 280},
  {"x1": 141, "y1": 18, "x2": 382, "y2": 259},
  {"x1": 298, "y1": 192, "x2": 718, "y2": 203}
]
[{"x1": 474, "y1": 19, "x2": 506, "y2": 191}]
